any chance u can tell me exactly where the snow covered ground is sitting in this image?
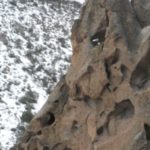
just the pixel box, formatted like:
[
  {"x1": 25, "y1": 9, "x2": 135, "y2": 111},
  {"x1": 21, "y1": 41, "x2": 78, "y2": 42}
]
[
  {"x1": 0, "y1": 0, "x2": 81, "y2": 149},
  {"x1": 73, "y1": 0, "x2": 85, "y2": 3}
]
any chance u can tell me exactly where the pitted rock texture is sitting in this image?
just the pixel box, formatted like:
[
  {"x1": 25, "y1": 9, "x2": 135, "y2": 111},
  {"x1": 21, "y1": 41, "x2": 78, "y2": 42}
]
[{"x1": 13, "y1": 0, "x2": 150, "y2": 150}]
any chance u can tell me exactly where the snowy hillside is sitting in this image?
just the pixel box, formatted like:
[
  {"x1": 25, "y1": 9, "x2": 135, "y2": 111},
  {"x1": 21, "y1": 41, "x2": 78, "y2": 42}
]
[{"x1": 0, "y1": 0, "x2": 81, "y2": 149}]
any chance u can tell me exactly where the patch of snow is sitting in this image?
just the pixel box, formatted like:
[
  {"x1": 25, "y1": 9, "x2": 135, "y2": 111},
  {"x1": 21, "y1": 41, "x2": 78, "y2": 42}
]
[{"x1": 0, "y1": 0, "x2": 81, "y2": 149}]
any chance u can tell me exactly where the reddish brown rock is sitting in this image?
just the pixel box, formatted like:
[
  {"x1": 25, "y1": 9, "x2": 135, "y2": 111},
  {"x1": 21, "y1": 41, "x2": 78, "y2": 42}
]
[{"x1": 13, "y1": 0, "x2": 150, "y2": 150}]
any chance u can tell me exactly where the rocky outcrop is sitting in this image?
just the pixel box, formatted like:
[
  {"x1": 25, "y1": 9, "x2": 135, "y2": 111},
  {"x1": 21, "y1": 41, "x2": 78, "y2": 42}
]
[{"x1": 13, "y1": 0, "x2": 150, "y2": 150}]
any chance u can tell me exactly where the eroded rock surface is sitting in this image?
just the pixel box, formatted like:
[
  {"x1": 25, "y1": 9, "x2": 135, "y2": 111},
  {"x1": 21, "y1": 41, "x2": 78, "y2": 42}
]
[{"x1": 13, "y1": 0, "x2": 150, "y2": 150}]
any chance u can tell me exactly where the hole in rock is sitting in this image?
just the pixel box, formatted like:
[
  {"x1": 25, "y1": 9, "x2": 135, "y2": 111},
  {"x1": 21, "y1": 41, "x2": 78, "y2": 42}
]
[
  {"x1": 105, "y1": 100, "x2": 134, "y2": 135},
  {"x1": 104, "y1": 48, "x2": 120, "y2": 79},
  {"x1": 114, "y1": 99, "x2": 134, "y2": 119},
  {"x1": 130, "y1": 49, "x2": 150, "y2": 90},
  {"x1": 72, "y1": 120, "x2": 79, "y2": 131},
  {"x1": 87, "y1": 65, "x2": 94, "y2": 74},
  {"x1": 54, "y1": 99, "x2": 59, "y2": 104},
  {"x1": 91, "y1": 29, "x2": 106, "y2": 47},
  {"x1": 121, "y1": 64, "x2": 128, "y2": 79},
  {"x1": 83, "y1": 95, "x2": 91, "y2": 103},
  {"x1": 144, "y1": 124, "x2": 150, "y2": 141},
  {"x1": 39, "y1": 112, "x2": 55, "y2": 127},
  {"x1": 64, "y1": 147, "x2": 72, "y2": 150},
  {"x1": 83, "y1": 95, "x2": 95, "y2": 108},
  {"x1": 104, "y1": 61, "x2": 111, "y2": 79},
  {"x1": 75, "y1": 84, "x2": 81, "y2": 95},
  {"x1": 37, "y1": 130, "x2": 42, "y2": 135},
  {"x1": 97, "y1": 126, "x2": 104, "y2": 136},
  {"x1": 43, "y1": 146, "x2": 49, "y2": 150}
]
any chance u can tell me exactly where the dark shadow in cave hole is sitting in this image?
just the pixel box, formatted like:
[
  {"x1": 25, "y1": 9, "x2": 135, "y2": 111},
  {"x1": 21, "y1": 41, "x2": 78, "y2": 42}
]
[
  {"x1": 43, "y1": 145, "x2": 49, "y2": 150},
  {"x1": 37, "y1": 130, "x2": 42, "y2": 135},
  {"x1": 114, "y1": 99, "x2": 134, "y2": 119},
  {"x1": 97, "y1": 126, "x2": 104, "y2": 136},
  {"x1": 104, "y1": 48, "x2": 120, "y2": 79},
  {"x1": 71, "y1": 120, "x2": 79, "y2": 131},
  {"x1": 91, "y1": 29, "x2": 106, "y2": 47},
  {"x1": 144, "y1": 124, "x2": 150, "y2": 141},
  {"x1": 38, "y1": 112, "x2": 55, "y2": 127},
  {"x1": 130, "y1": 48, "x2": 150, "y2": 90},
  {"x1": 121, "y1": 64, "x2": 129, "y2": 79}
]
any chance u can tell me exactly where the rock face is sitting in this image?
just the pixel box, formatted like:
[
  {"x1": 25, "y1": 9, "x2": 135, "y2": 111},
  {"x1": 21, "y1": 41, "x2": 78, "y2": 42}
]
[{"x1": 13, "y1": 0, "x2": 150, "y2": 150}]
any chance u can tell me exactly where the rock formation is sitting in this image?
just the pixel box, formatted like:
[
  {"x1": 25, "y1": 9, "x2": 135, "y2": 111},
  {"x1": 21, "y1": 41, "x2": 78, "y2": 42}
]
[{"x1": 13, "y1": 0, "x2": 150, "y2": 149}]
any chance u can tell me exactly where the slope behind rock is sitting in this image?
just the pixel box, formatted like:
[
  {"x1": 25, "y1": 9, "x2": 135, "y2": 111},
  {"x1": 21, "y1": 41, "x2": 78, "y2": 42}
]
[{"x1": 13, "y1": 0, "x2": 150, "y2": 150}]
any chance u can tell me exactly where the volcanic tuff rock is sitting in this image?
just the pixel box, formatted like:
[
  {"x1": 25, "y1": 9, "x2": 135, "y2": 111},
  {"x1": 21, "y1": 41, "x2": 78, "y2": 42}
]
[{"x1": 13, "y1": 0, "x2": 150, "y2": 149}]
